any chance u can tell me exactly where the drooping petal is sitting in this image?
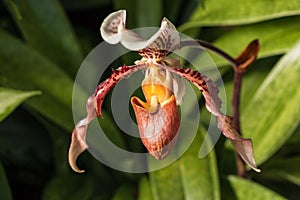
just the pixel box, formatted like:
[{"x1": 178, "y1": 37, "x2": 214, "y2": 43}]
[
  {"x1": 68, "y1": 96, "x2": 97, "y2": 173},
  {"x1": 100, "y1": 10, "x2": 180, "y2": 55},
  {"x1": 161, "y1": 67, "x2": 223, "y2": 116},
  {"x1": 94, "y1": 64, "x2": 148, "y2": 117},
  {"x1": 217, "y1": 115, "x2": 261, "y2": 172},
  {"x1": 69, "y1": 64, "x2": 148, "y2": 173},
  {"x1": 156, "y1": 64, "x2": 260, "y2": 172}
]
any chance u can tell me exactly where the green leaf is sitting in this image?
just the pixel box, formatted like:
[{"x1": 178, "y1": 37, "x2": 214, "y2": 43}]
[
  {"x1": 3, "y1": 0, "x2": 83, "y2": 77},
  {"x1": 262, "y1": 157, "x2": 300, "y2": 186},
  {"x1": 114, "y1": 0, "x2": 162, "y2": 27},
  {"x1": 223, "y1": 57, "x2": 277, "y2": 116},
  {"x1": 150, "y1": 161, "x2": 183, "y2": 200},
  {"x1": 38, "y1": 117, "x2": 72, "y2": 174},
  {"x1": 61, "y1": 0, "x2": 111, "y2": 11},
  {"x1": 0, "y1": 29, "x2": 76, "y2": 130},
  {"x1": 138, "y1": 176, "x2": 154, "y2": 200},
  {"x1": 189, "y1": 17, "x2": 300, "y2": 70},
  {"x1": 176, "y1": 0, "x2": 200, "y2": 25},
  {"x1": 241, "y1": 39, "x2": 300, "y2": 166},
  {"x1": 276, "y1": 126, "x2": 300, "y2": 157},
  {"x1": 0, "y1": 162, "x2": 13, "y2": 200},
  {"x1": 149, "y1": 124, "x2": 220, "y2": 200},
  {"x1": 98, "y1": 115, "x2": 128, "y2": 149},
  {"x1": 178, "y1": 125, "x2": 220, "y2": 200},
  {"x1": 286, "y1": 125, "x2": 300, "y2": 144},
  {"x1": 42, "y1": 173, "x2": 93, "y2": 200},
  {"x1": 0, "y1": 87, "x2": 40, "y2": 122},
  {"x1": 210, "y1": 17, "x2": 300, "y2": 67},
  {"x1": 226, "y1": 175, "x2": 285, "y2": 200},
  {"x1": 179, "y1": 0, "x2": 300, "y2": 30},
  {"x1": 112, "y1": 184, "x2": 136, "y2": 200},
  {"x1": 136, "y1": 0, "x2": 162, "y2": 27},
  {"x1": 113, "y1": 0, "x2": 137, "y2": 28},
  {"x1": 0, "y1": 109, "x2": 53, "y2": 184},
  {"x1": 162, "y1": 0, "x2": 184, "y2": 23}
]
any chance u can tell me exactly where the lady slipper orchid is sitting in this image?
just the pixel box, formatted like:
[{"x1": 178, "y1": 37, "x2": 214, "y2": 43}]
[{"x1": 68, "y1": 10, "x2": 261, "y2": 173}]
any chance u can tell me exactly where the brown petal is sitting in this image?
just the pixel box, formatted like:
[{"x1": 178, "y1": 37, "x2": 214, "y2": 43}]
[
  {"x1": 158, "y1": 66, "x2": 223, "y2": 116},
  {"x1": 235, "y1": 39, "x2": 260, "y2": 72},
  {"x1": 217, "y1": 116, "x2": 261, "y2": 172},
  {"x1": 131, "y1": 95, "x2": 180, "y2": 159},
  {"x1": 156, "y1": 64, "x2": 260, "y2": 172},
  {"x1": 94, "y1": 64, "x2": 147, "y2": 117},
  {"x1": 68, "y1": 123, "x2": 89, "y2": 173},
  {"x1": 68, "y1": 96, "x2": 96, "y2": 173},
  {"x1": 69, "y1": 64, "x2": 148, "y2": 173}
]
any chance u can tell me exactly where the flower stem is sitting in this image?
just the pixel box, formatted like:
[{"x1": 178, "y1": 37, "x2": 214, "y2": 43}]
[
  {"x1": 180, "y1": 40, "x2": 237, "y2": 67},
  {"x1": 232, "y1": 71, "x2": 244, "y2": 134},
  {"x1": 231, "y1": 40, "x2": 260, "y2": 177},
  {"x1": 232, "y1": 70, "x2": 247, "y2": 178}
]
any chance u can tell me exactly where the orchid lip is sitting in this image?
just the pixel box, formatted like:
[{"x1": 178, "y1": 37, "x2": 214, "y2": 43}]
[{"x1": 131, "y1": 94, "x2": 180, "y2": 159}]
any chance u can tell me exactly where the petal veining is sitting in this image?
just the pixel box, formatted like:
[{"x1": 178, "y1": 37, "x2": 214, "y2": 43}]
[{"x1": 100, "y1": 10, "x2": 180, "y2": 57}]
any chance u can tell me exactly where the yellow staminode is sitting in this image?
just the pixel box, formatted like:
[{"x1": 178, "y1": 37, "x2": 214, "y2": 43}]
[{"x1": 133, "y1": 65, "x2": 174, "y2": 113}]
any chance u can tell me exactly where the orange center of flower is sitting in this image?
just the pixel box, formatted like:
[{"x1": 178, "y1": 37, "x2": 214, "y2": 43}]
[{"x1": 131, "y1": 65, "x2": 174, "y2": 113}]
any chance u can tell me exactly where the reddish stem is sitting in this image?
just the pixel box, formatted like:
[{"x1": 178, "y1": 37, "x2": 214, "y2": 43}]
[{"x1": 232, "y1": 70, "x2": 246, "y2": 178}]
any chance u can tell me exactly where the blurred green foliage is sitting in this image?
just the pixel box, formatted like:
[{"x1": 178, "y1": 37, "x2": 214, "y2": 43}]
[{"x1": 0, "y1": 0, "x2": 300, "y2": 199}]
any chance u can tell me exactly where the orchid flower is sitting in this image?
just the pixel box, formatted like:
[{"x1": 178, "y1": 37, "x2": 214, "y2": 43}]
[{"x1": 68, "y1": 10, "x2": 260, "y2": 173}]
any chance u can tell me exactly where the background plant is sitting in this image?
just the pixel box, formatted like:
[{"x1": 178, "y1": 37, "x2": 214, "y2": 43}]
[{"x1": 0, "y1": 0, "x2": 300, "y2": 199}]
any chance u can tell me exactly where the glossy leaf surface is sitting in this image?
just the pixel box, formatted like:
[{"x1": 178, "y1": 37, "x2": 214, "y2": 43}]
[
  {"x1": 0, "y1": 87, "x2": 40, "y2": 122},
  {"x1": 242, "y1": 40, "x2": 300, "y2": 165},
  {"x1": 0, "y1": 162, "x2": 13, "y2": 200},
  {"x1": 226, "y1": 176, "x2": 285, "y2": 200},
  {"x1": 210, "y1": 17, "x2": 300, "y2": 66},
  {"x1": 3, "y1": 0, "x2": 83, "y2": 77},
  {"x1": 149, "y1": 125, "x2": 220, "y2": 200},
  {"x1": 180, "y1": 0, "x2": 300, "y2": 30},
  {"x1": 0, "y1": 30, "x2": 75, "y2": 130}
]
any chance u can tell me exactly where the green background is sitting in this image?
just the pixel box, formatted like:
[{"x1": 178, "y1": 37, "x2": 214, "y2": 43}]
[{"x1": 0, "y1": 0, "x2": 300, "y2": 199}]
